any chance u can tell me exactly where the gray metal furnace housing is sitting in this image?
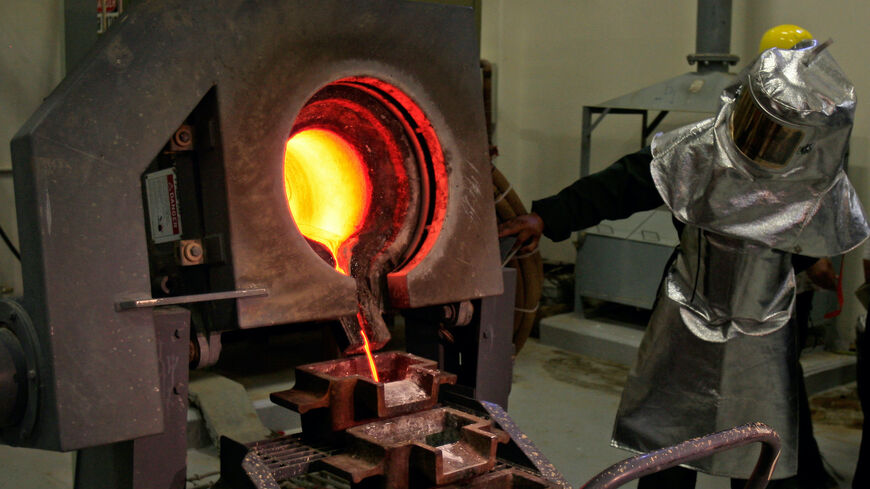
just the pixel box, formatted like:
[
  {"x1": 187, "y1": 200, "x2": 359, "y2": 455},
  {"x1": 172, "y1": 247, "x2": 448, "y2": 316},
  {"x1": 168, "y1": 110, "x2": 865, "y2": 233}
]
[{"x1": 3, "y1": 0, "x2": 503, "y2": 452}]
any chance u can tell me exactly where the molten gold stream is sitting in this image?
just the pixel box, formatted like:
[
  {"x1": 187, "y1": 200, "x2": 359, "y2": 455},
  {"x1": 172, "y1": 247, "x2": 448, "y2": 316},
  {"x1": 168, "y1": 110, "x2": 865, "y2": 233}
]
[{"x1": 357, "y1": 312, "x2": 380, "y2": 382}]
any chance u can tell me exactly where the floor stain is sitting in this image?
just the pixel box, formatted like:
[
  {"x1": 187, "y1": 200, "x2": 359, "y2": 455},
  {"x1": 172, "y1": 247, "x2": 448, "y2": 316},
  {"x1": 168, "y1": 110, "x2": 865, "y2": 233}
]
[
  {"x1": 810, "y1": 383, "x2": 864, "y2": 429},
  {"x1": 542, "y1": 351, "x2": 629, "y2": 395}
]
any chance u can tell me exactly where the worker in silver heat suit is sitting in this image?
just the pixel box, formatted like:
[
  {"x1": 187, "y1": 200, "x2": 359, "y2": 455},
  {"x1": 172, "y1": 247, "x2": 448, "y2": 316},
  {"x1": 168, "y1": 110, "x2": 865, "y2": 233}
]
[{"x1": 501, "y1": 40, "x2": 869, "y2": 487}]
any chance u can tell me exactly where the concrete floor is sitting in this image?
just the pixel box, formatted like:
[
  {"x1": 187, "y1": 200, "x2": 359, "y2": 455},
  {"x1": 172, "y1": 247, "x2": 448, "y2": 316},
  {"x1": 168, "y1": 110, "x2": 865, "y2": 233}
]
[
  {"x1": 0, "y1": 338, "x2": 862, "y2": 489},
  {"x1": 508, "y1": 340, "x2": 862, "y2": 489}
]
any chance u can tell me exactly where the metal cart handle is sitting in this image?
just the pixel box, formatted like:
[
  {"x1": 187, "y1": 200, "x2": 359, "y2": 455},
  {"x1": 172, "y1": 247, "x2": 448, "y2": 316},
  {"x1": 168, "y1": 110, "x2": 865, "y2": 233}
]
[{"x1": 580, "y1": 422, "x2": 782, "y2": 489}]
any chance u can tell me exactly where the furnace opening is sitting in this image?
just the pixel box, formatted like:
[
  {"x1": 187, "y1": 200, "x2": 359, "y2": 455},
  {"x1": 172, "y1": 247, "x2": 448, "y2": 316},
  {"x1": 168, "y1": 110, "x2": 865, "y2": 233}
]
[
  {"x1": 284, "y1": 78, "x2": 447, "y2": 355},
  {"x1": 283, "y1": 79, "x2": 445, "y2": 280}
]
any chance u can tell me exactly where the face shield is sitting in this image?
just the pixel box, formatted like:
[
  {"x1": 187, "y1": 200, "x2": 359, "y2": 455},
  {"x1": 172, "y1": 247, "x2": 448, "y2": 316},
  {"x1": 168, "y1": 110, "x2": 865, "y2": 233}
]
[
  {"x1": 730, "y1": 86, "x2": 805, "y2": 169},
  {"x1": 648, "y1": 39, "x2": 866, "y2": 257}
]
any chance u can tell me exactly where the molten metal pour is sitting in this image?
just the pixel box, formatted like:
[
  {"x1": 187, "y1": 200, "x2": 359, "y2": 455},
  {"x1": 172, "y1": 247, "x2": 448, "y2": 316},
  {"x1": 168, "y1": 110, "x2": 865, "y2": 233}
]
[
  {"x1": 284, "y1": 126, "x2": 394, "y2": 356},
  {"x1": 357, "y1": 312, "x2": 380, "y2": 382}
]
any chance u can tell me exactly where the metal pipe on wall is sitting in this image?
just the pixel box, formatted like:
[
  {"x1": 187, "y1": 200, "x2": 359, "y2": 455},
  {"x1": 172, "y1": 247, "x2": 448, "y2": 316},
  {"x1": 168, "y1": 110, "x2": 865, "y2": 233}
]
[
  {"x1": 692, "y1": 0, "x2": 736, "y2": 73},
  {"x1": 696, "y1": 0, "x2": 732, "y2": 56}
]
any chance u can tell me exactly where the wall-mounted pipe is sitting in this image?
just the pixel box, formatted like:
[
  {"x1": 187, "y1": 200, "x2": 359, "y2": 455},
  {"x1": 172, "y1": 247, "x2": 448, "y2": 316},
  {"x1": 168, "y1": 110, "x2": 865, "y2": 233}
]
[
  {"x1": 689, "y1": 0, "x2": 739, "y2": 72},
  {"x1": 696, "y1": 0, "x2": 731, "y2": 57}
]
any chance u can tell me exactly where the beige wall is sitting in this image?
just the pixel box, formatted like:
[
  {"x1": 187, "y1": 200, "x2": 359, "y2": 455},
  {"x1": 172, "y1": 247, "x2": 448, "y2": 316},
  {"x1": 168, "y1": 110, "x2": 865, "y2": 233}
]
[
  {"x1": 1, "y1": 1, "x2": 868, "y2": 342},
  {"x1": 0, "y1": 1, "x2": 65, "y2": 297},
  {"x1": 481, "y1": 0, "x2": 870, "y2": 346}
]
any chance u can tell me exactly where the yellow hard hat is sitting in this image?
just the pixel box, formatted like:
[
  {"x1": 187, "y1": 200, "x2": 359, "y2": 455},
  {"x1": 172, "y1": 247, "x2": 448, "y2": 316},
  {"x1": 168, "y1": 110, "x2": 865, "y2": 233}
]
[{"x1": 758, "y1": 24, "x2": 813, "y2": 53}]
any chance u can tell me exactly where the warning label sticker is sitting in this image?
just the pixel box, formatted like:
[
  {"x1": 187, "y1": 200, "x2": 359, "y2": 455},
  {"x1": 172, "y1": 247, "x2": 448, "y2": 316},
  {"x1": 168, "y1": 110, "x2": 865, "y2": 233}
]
[{"x1": 145, "y1": 168, "x2": 183, "y2": 244}]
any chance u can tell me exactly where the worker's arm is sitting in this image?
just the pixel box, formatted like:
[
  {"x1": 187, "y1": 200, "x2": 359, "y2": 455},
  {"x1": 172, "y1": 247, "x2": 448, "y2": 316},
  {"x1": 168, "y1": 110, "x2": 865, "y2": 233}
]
[
  {"x1": 530, "y1": 147, "x2": 662, "y2": 241},
  {"x1": 499, "y1": 147, "x2": 662, "y2": 253}
]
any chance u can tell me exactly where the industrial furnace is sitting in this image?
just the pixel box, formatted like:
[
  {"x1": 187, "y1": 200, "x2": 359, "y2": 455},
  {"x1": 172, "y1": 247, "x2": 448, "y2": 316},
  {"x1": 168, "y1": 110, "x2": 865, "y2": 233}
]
[{"x1": 0, "y1": 1, "x2": 783, "y2": 488}]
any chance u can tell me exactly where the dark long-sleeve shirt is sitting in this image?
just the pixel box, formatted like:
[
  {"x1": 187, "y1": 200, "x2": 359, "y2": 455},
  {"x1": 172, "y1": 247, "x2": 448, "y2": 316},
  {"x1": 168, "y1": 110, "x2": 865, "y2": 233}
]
[{"x1": 530, "y1": 147, "x2": 662, "y2": 242}]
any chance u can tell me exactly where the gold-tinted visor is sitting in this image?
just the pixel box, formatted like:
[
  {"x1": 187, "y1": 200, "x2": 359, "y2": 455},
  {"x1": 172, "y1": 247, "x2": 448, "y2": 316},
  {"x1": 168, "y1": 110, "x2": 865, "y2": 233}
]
[{"x1": 731, "y1": 88, "x2": 805, "y2": 168}]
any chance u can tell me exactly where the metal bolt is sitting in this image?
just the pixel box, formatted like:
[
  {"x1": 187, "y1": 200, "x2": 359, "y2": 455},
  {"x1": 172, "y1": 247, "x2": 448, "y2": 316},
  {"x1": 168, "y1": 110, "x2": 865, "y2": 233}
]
[
  {"x1": 28, "y1": 369, "x2": 36, "y2": 380},
  {"x1": 442, "y1": 305, "x2": 455, "y2": 321},
  {"x1": 174, "y1": 126, "x2": 193, "y2": 147},
  {"x1": 181, "y1": 241, "x2": 204, "y2": 264}
]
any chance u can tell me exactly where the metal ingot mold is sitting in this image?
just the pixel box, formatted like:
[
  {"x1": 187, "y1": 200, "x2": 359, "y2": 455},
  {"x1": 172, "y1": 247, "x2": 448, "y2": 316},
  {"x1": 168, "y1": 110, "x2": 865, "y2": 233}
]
[
  {"x1": 318, "y1": 407, "x2": 499, "y2": 489},
  {"x1": 270, "y1": 351, "x2": 456, "y2": 436}
]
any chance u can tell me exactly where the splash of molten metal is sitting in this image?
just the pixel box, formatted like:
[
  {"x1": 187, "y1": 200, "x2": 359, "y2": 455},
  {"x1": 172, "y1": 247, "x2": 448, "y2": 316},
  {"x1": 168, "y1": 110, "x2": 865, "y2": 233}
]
[{"x1": 284, "y1": 128, "x2": 372, "y2": 274}]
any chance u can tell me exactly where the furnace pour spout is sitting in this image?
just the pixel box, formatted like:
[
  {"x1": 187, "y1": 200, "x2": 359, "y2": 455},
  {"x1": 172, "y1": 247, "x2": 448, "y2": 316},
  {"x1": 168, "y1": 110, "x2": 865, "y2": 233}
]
[{"x1": 339, "y1": 296, "x2": 391, "y2": 357}]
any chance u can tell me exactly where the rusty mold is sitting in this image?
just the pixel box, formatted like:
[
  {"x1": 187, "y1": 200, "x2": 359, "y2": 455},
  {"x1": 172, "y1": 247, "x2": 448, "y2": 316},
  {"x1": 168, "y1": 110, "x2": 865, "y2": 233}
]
[
  {"x1": 270, "y1": 351, "x2": 456, "y2": 436},
  {"x1": 220, "y1": 432, "x2": 556, "y2": 489},
  {"x1": 317, "y1": 407, "x2": 498, "y2": 489},
  {"x1": 439, "y1": 467, "x2": 559, "y2": 489}
]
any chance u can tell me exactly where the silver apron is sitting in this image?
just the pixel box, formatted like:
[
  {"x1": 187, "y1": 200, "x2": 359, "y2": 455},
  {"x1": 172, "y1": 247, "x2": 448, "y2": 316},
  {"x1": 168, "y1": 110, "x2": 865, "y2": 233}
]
[
  {"x1": 612, "y1": 44, "x2": 869, "y2": 479},
  {"x1": 612, "y1": 224, "x2": 800, "y2": 479}
]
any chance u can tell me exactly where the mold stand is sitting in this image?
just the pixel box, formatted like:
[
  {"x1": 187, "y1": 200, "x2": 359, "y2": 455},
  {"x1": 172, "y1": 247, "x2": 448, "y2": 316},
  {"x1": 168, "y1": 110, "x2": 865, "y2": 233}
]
[
  {"x1": 405, "y1": 268, "x2": 516, "y2": 409},
  {"x1": 73, "y1": 307, "x2": 190, "y2": 489}
]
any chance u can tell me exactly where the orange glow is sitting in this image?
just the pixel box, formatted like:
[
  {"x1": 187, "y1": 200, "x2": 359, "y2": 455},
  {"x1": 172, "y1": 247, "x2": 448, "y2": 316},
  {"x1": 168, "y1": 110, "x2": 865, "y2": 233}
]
[
  {"x1": 358, "y1": 313, "x2": 380, "y2": 382},
  {"x1": 284, "y1": 128, "x2": 372, "y2": 274}
]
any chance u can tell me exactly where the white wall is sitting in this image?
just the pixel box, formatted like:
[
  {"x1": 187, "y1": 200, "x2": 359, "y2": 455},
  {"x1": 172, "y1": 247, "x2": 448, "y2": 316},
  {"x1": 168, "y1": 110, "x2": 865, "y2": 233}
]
[
  {"x1": 481, "y1": 0, "x2": 870, "y2": 347},
  {"x1": 0, "y1": 0, "x2": 65, "y2": 298}
]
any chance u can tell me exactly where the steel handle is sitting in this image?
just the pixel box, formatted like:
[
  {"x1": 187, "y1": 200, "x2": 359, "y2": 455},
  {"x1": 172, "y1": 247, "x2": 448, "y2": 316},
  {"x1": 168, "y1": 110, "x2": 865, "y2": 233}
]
[{"x1": 580, "y1": 422, "x2": 781, "y2": 489}]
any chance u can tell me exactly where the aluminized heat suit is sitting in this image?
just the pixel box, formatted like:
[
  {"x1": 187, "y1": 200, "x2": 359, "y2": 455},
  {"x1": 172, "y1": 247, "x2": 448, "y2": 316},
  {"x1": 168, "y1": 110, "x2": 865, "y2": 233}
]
[{"x1": 611, "y1": 41, "x2": 870, "y2": 479}]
